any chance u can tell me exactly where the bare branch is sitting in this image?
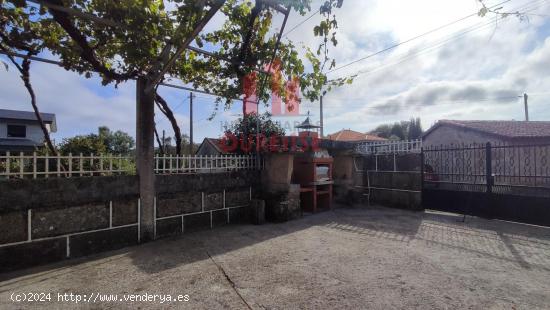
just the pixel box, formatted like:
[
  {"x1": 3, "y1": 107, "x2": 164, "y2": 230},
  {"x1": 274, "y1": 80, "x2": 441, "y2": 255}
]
[
  {"x1": 155, "y1": 93, "x2": 183, "y2": 156},
  {"x1": 41, "y1": 0, "x2": 137, "y2": 83},
  {"x1": 154, "y1": 125, "x2": 164, "y2": 155},
  {"x1": 478, "y1": 0, "x2": 529, "y2": 21}
]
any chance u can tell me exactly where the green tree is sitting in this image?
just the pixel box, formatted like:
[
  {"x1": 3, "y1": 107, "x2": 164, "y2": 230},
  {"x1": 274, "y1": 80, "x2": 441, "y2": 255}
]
[
  {"x1": 407, "y1": 118, "x2": 423, "y2": 140},
  {"x1": 1, "y1": 0, "x2": 351, "y2": 108},
  {"x1": 371, "y1": 120, "x2": 415, "y2": 140},
  {"x1": 390, "y1": 122, "x2": 406, "y2": 140},
  {"x1": 180, "y1": 134, "x2": 200, "y2": 155},
  {"x1": 1, "y1": 0, "x2": 351, "y2": 240},
  {"x1": 224, "y1": 113, "x2": 285, "y2": 154},
  {"x1": 370, "y1": 124, "x2": 393, "y2": 139},
  {"x1": 98, "y1": 126, "x2": 135, "y2": 155},
  {"x1": 59, "y1": 126, "x2": 134, "y2": 155},
  {"x1": 58, "y1": 134, "x2": 106, "y2": 155},
  {"x1": 158, "y1": 134, "x2": 199, "y2": 155},
  {"x1": 1, "y1": 0, "x2": 353, "y2": 158}
]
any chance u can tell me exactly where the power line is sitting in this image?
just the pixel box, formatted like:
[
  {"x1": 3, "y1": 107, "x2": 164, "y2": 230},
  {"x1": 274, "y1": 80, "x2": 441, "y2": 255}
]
[
  {"x1": 324, "y1": 95, "x2": 521, "y2": 104},
  {"x1": 0, "y1": 50, "x2": 244, "y2": 102},
  {"x1": 334, "y1": 0, "x2": 546, "y2": 81},
  {"x1": 283, "y1": 8, "x2": 319, "y2": 37},
  {"x1": 322, "y1": 99, "x2": 523, "y2": 117},
  {"x1": 322, "y1": 96, "x2": 521, "y2": 110},
  {"x1": 326, "y1": 0, "x2": 514, "y2": 74}
]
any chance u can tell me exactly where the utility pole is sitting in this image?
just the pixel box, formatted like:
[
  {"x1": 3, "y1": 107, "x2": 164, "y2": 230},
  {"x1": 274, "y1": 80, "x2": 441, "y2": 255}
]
[
  {"x1": 320, "y1": 95, "x2": 324, "y2": 138},
  {"x1": 189, "y1": 92, "x2": 194, "y2": 155},
  {"x1": 524, "y1": 93, "x2": 529, "y2": 121},
  {"x1": 162, "y1": 130, "x2": 166, "y2": 154}
]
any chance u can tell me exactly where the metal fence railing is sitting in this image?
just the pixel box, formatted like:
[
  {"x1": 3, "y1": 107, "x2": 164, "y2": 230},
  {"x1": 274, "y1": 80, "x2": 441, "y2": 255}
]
[
  {"x1": 154, "y1": 154, "x2": 262, "y2": 174},
  {"x1": 422, "y1": 142, "x2": 550, "y2": 191},
  {"x1": 0, "y1": 152, "x2": 260, "y2": 179},
  {"x1": 355, "y1": 139, "x2": 422, "y2": 155}
]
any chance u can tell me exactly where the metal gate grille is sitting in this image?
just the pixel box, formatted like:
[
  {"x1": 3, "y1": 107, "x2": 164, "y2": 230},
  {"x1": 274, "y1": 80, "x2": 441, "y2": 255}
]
[{"x1": 422, "y1": 142, "x2": 550, "y2": 226}]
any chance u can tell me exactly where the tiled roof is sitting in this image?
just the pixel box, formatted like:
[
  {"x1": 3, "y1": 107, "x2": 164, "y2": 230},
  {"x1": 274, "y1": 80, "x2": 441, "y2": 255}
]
[
  {"x1": 0, "y1": 109, "x2": 55, "y2": 123},
  {"x1": 0, "y1": 138, "x2": 42, "y2": 147},
  {"x1": 424, "y1": 120, "x2": 550, "y2": 139},
  {"x1": 0, "y1": 109, "x2": 57, "y2": 132},
  {"x1": 326, "y1": 129, "x2": 387, "y2": 142},
  {"x1": 205, "y1": 138, "x2": 224, "y2": 153}
]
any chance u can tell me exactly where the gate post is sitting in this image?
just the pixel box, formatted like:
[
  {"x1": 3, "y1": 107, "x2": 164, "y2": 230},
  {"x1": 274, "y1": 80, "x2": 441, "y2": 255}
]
[
  {"x1": 485, "y1": 142, "x2": 493, "y2": 194},
  {"x1": 420, "y1": 147, "x2": 425, "y2": 205},
  {"x1": 485, "y1": 142, "x2": 495, "y2": 218}
]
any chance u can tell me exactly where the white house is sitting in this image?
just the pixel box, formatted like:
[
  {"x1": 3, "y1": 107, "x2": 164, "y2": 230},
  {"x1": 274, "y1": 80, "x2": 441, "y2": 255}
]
[{"x1": 0, "y1": 109, "x2": 57, "y2": 152}]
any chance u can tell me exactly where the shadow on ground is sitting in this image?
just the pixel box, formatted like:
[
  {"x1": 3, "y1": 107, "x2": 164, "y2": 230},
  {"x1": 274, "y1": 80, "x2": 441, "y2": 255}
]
[
  {"x1": 2, "y1": 205, "x2": 550, "y2": 284},
  {"x1": 321, "y1": 207, "x2": 550, "y2": 272}
]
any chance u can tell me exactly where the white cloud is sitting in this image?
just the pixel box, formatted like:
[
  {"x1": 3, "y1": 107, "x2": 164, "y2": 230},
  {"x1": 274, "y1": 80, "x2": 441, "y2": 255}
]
[
  {"x1": 316, "y1": 0, "x2": 550, "y2": 134},
  {"x1": 2, "y1": 0, "x2": 550, "y2": 144}
]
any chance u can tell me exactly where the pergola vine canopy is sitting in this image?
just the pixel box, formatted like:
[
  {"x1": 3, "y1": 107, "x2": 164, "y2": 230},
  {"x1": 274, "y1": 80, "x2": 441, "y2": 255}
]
[{"x1": 1, "y1": 0, "x2": 352, "y2": 107}]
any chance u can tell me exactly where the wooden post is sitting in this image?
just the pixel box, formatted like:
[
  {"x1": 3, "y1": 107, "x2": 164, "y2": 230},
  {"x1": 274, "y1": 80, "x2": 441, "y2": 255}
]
[
  {"x1": 162, "y1": 130, "x2": 165, "y2": 154},
  {"x1": 136, "y1": 77, "x2": 156, "y2": 242}
]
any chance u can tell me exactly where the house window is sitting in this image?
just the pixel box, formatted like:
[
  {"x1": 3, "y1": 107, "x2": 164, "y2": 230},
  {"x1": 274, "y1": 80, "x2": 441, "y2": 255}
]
[{"x1": 7, "y1": 125, "x2": 26, "y2": 138}]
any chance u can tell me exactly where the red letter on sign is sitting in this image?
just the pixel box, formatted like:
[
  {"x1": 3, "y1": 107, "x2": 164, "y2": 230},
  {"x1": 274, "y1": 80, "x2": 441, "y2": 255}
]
[{"x1": 243, "y1": 72, "x2": 258, "y2": 116}]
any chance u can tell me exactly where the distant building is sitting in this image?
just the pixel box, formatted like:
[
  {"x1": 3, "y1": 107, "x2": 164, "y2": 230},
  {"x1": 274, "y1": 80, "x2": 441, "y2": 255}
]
[
  {"x1": 423, "y1": 120, "x2": 550, "y2": 146},
  {"x1": 196, "y1": 138, "x2": 229, "y2": 156},
  {"x1": 0, "y1": 109, "x2": 57, "y2": 152},
  {"x1": 326, "y1": 129, "x2": 387, "y2": 142}
]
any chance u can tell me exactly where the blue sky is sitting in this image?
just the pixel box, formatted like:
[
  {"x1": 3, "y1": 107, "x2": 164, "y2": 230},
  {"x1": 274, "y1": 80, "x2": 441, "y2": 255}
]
[{"x1": 1, "y1": 0, "x2": 550, "y2": 147}]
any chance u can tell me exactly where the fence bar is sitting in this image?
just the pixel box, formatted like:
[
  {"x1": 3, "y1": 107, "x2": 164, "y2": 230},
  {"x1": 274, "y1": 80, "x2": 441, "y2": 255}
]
[
  {"x1": 33, "y1": 152, "x2": 37, "y2": 179},
  {"x1": 1, "y1": 153, "x2": 260, "y2": 179},
  {"x1": 20, "y1": 152, "x2": 24, "y2": 178},
  {"x1": 90, "y1": 153, "x2": 94, "y2": 176},
  {"x1": 486, "y1": 142, "x2": 492, "y2": 194},
  {"x1": 68, "y1": 153, "x2": 73, "y2": 177},
  {"x1": 6, "y1": 151, "x2": 10, "y2": 177},
  {"x1": 80, "y1": 153, "x2": 83, "y2": 177},
  {"x1": 56, "y1": 154, "x2": 61, "y2": 177}
]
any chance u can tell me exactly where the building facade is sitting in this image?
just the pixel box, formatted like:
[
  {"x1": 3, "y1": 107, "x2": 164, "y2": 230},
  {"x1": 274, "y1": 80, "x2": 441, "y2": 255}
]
[{"x1": 0, "y1": 109, "x2": 57, "y2": 152}]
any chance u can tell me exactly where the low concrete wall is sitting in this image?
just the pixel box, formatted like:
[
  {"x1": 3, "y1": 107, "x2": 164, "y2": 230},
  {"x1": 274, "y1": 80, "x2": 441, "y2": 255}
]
[
  {"x1": 0, "y1": 171, "x2": 260, "y2": 272},
  {"x1": 368, "y1": 171, "x2": 422, "y2": 211},
  {"x1": 327, "y1": 153, "x2": 423, "y2": 210}
]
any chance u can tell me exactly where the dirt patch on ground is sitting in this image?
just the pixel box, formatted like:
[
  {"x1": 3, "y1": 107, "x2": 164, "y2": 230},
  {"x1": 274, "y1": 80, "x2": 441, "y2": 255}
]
[{"x1": 1, "y1": 205, "x2": 550, "y2": 309}]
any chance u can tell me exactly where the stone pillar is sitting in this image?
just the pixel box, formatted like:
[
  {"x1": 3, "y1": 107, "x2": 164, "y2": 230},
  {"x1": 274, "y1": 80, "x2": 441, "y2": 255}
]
[{"x1": 261, "y1": 153, "x2": 301, "y2": 222}]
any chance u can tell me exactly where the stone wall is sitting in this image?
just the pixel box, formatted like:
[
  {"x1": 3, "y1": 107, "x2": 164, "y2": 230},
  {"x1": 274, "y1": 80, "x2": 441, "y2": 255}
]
[
  {"x1": 263, "y1": 184, "x2": 301, "y2": 222},
  {"x1": 0, "y1": 171, "x2": 259, "y2": 272}
]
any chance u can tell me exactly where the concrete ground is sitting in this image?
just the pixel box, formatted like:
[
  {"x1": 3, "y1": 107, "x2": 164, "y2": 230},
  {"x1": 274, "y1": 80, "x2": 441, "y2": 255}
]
[{"x1": 1, "y1": 205, "x2": 550, "y2": 309}]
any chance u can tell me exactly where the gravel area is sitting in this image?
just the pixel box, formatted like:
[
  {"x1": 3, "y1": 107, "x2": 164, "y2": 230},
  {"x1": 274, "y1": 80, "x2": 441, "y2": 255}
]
[{"x1": 1, "y1": 205, "x2": 550, "y2": 309}]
